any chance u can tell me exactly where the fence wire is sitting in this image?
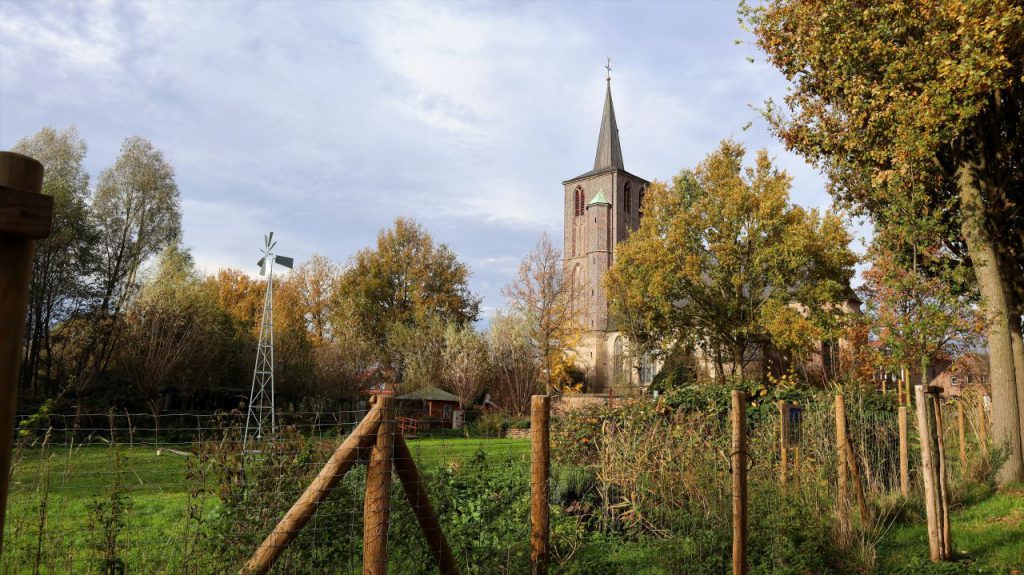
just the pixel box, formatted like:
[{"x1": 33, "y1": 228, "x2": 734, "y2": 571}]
[{"x1": 3, "y1": 390, "x2": 992, "y2": 574}]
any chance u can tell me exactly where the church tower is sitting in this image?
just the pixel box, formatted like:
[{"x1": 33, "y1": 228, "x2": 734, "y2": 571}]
[{"x1": 563, "y1": 70, "x2": 649, "y2": 392}]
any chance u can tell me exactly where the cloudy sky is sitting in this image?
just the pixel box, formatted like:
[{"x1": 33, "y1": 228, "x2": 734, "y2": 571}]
[{"x1": 0, "y1": 0, "x2": 863, "y2": 320}]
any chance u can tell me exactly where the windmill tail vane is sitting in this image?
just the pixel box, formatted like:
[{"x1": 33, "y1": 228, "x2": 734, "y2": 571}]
[{"x1": 244, "y1": 232, "x2": 293, "y2": 450}]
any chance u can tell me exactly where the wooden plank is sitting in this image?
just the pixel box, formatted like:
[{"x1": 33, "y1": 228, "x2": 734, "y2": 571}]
[
  {"x1": 530, "y1": 395, "x2": 550, "y2": 575},
  {"x1": 393, "y1": 436, "x2": 460, "y2": 575},
  {"x1": 364, "y1": 396, "x2": 396, "y2": 575},
  {"x1": 241, "y1": 406, "x2": 382, "y2": 574},
  {"x1": 732, "y1": 391, "x2": 747, "y2": 575}
]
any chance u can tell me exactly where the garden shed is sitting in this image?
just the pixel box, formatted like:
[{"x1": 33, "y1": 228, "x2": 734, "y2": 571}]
[{"x1": 395, "y1": 386, "x2": 462, "y2": 431}]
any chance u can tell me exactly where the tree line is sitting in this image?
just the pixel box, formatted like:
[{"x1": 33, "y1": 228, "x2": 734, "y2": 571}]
[{"x1": 13, "y1": 127, "x2": 580, "y2": 419}]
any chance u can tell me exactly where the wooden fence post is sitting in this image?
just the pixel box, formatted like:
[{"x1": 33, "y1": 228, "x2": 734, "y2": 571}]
[
  {"x1": 530, "y1": 395, "x2": 550, "y2": 575},
  {"x1": 778, "y1": 401, "x2": 788, "y2": 485},
  {"x1": 931, "y1": 393, "x2": 952, "y2": 559},
  {"x1": 732, "y1": 390, "x2": 747, "y2": 575},
  {"x1": 957, "y1": 401, "x2": 967, "y2": 473},
  {"x1": 0, "y1": 152, "x2": 50, "y2": 554},
  {"x1": 915, "y1": 385, "x2": 942, "y2": 562},
  {"x1": 978, "y1": 396, "x2": 989, "y2": 458},
  {"x1": 393, "y1": 436, "x2": 460, "y2": 575},
  {"x1": 364, "y1": 396, "x2": 396, "y2": 575},
  {"x1": 898, "y1": 406, "x2": 909, "y2": 497},
  {"x1": 835, "y1": 394, "x2": 850, "y2": 539},
  {"x1": 241, "y1": 406, "x2": 383, "y2": 574}
]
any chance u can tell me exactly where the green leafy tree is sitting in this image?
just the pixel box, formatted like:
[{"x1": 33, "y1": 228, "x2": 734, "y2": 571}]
[
  {"x1": 744, "y1": 0, "x2": 1024, "y2": 480},
  {"x1": 862, "y1": 245, "x2": 981, "y2": 394},
  {"x1": 606, "y1": 140, "x2": 856, "y2": 382},
  {"x1": 70, "y1": 136, "x2": 182, "y2": 409},
  {"x1": 12, "y1": 127, "x2": 96, "y2": 398}
]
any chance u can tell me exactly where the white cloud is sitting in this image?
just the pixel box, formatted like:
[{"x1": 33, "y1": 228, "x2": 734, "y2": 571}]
[{"x1": 1, "y1": 0, "x2": 855, "y2": 316}]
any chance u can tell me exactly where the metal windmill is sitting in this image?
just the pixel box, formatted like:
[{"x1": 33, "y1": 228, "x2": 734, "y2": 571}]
[{"x1": 243, "y1": 232, "x2": 293, "y2": 450}]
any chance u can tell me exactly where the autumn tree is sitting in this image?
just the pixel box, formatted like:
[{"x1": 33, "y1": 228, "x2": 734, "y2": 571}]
[
  {"x1": 606, "y1": 140, "x2": 856, "y2": 382},
  {"x1": 489, "y1": 311, "x2": 541, "y2": 415},
  {"x1": 290, "y1": 254, "x2": 339, "y2": 344},
  {"x1": 119, "y1": 245, "x2": 229, "y2": 430},
  {"x1": 862, "y1": 245, "x2": 981, "y2": 398},
  {"x1": 442, "y1": 323, "x2": 490, "y2": 409},
  {"x1": 745, "y1": 0, "x2": 1024, "y2": 481},
  {"x1": 337, "y1": 217, "x2": 480, "y2": 377},
  {"x1": 12, "y1": 127, "x2": 96, "y2": 398},
  {"x1": 502, "y1": 233, "x2": 580, "y2": 392}
]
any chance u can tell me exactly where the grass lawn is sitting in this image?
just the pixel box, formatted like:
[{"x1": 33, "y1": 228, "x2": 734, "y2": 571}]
[
  {"x1": 874, "y1": 483, "x2": 1024, "y2": 574},
  {"x1": 2, "y1": 436, "x2": 528, "y2": 574}
]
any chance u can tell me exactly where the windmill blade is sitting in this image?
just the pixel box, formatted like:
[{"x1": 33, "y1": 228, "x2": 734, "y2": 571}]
[
  {"x1": 268, "y1": 231, "x2": 274, "y2": 245},
  {"x1": 257, "y1": 256, "x2": 266, "y2": 276},
  {"x1": 274, "y1": 255, "x2": 294, "y2": 269},
  {"x1": 270, "y1": 241, "x2": 277, "y2": 251},
  {"x1": 264, "y1": 233, "x2": 269, "y2": 248}
]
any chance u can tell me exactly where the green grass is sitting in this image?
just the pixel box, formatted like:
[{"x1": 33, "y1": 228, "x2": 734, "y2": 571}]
[
  {"x1": 6, "y1": 438, "x2": 1021, "y2": 574},
  {"x1": 2, "y1": 437, "x2": 528, "y2": 574},
  {"x1": 875, "y1": 484, "x2": 1024, "y2": 574}
]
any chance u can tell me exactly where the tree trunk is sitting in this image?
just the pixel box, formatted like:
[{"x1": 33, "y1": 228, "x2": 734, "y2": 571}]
[
  {"x1": 1009, "y1": 317, "x2": 1024, "y2": 455},
  {"x1": 732, "y1": 344, "x2": 744, "y2": 382},
  {"x1": 957, "y1": 159, "x2": 1024, "y2": 483}
]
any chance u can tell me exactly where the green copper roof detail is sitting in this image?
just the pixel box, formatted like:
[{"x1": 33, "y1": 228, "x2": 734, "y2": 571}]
[{"x1": 587, "y1": 190, "x2": 611, "y2": 206}]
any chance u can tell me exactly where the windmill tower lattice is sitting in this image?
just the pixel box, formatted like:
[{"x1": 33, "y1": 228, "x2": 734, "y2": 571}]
[{"x1": 244, "y1": 232, "x2": 293, "y2": 449}]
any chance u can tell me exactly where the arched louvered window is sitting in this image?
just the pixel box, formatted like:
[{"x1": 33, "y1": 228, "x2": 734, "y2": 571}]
[
  {"x1": 574, "y1": 187, "x2": 584, "y2": 217},
  {"x1": 624, "y1": 182, "x2": 631, "y2": 214}
]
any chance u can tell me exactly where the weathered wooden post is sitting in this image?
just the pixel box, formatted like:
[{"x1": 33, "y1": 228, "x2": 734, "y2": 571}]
[
  {"x1": 393, "y1": 436, "x2": 460, "y2": 575},
  {"x1": 957, "y1": 400, "x2": 967, "y2": 473},
  {"x1": 898, "y1": 405, "x2": 909, "y2": 497},
  {"x1": 846, "y1": 434, "x2": 870, "y2": 524},
  {"x1": 242, "y1": 405, "x2": 382, "y2": 574},
  {"x1": 978, "y1": 395, "x2": 989, "y2": 458},
  {"x1": 915, "y1": 385, "x2": 942, "y2": 562},
  {"x1": 778, "y1": 401, "x2": 789, "y2": 485},
  {"x1": 931, "y1": 393, "x2": 952, "y2": 559},
  {"x1": 530, "y1": 395, "x2": 550, "y2": 575},
  {"x1": 835, "y1": 394, "x2": 850, "y2": 538},
  {"x1": 364, "y1": 395, "x2": 396, "y2": 575},
  {"x1": 0, "y1": 152, "x2": 50, "y2": 553},
  {"x1": 731, "y1": 390, "x2": 747, "y2": 575}
]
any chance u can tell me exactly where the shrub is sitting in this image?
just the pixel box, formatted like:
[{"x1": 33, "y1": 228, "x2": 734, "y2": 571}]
[{"x1": 469, "y1": 412, "x2": 507, "y2": 437}]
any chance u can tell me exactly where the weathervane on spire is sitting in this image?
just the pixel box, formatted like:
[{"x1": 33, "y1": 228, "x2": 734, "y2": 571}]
[{"x1": 605, "y1": 57, "x2": 612, "y2": 81}]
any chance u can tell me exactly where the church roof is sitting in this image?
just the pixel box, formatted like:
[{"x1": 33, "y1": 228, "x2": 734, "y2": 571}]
[
  {"x1": 593, "y1": 81, "x2": 624, "y2": 171},
  {"x1": 587, "y1": 189, "x2": 611, "y2": 206},
  {"x1": 564, "y1": 79, "x2": 649, "y2": 185}
]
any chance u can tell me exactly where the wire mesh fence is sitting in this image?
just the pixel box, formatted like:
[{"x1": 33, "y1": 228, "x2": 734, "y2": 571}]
[{"x1": 2, "y1": 388, "x2": 993, "y2": 574}]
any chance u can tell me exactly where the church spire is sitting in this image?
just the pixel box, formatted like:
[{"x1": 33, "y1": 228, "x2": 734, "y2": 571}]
[{"x1": 593, "y1": 62, "x2": 624, "y2": 171}]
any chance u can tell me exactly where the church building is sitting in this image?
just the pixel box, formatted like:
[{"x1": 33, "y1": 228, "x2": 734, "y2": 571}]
[{"x1": 563, "y1": 74, "x2": 654, "y2": 392}]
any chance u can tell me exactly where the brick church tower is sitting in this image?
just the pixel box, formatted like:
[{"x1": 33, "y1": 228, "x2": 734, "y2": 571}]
[{"x1": 563, "y1": 74, "x2": 649, "y2": 392}]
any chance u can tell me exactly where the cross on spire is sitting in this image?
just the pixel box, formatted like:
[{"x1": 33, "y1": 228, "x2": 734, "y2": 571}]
[{"x1": 605, "y1": 57, "x2": 612, "y2": 82}]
